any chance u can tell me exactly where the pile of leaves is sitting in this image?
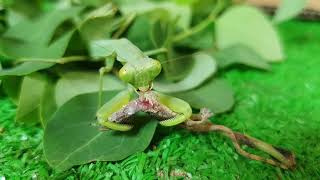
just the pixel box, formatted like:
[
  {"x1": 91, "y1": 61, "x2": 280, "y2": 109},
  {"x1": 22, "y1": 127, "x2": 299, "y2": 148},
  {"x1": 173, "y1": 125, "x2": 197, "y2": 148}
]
[{"x1": 0, "y1": 0, "x2": 307, "y2": 171}]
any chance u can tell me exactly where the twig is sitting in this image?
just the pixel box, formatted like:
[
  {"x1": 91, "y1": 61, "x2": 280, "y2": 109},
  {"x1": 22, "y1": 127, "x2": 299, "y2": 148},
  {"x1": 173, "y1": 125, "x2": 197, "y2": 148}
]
[
  {"x1": 181, "y1": 109, "x2": 296, "y2": 169},
  {"x1": 17, "y1": 56, "x2": 88, "y2": 64}
]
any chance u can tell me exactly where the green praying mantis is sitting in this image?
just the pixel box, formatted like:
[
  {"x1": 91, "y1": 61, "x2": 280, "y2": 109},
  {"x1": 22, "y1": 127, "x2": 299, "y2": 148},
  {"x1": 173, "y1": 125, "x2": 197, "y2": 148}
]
[
  {"x1": 90, "y1": 38, "x2": 296, "y2": 170},
  {"x1": 92, "y1": 38, "x2": 194, "y2": 131}
]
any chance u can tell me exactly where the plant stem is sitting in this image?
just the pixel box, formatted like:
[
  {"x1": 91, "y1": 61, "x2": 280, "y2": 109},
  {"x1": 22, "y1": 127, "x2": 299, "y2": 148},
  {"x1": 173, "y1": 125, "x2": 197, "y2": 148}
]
[
  {"x1": 144, "y1": 48, "x2": 168, "y2": 56},
  {"x1": 17, "y1": 56, "x2": 88, "y2": 64},
  {"x1": 98, "y1": 67, "x2": 107, "y2": 109},
  {"x1": 173, "y1": 0, "x2": 225, "y2": 42},
  {"x1": 173, "y1": 18, "x2": 214, "y2": 43}
]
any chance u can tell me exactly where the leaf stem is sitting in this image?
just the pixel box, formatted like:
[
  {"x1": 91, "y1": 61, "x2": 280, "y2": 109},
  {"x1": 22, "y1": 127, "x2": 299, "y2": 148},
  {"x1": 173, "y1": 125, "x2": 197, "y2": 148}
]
[
  {"x1": 144, "y1": 48, "x2": 168, "y2": 56},
  {"x1": 17, "y1": 56, "x2": 88, "y2": 64},
  {"x1": 173, "y1": 0, "x2": 225, "y2": 42},
  {"x1": 98, "y1": 67, "x2": 107, "y2": 109}
]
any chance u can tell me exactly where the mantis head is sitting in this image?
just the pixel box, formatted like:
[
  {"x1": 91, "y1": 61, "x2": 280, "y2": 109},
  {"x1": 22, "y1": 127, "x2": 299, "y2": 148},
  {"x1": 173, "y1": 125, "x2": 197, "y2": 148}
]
[{"x1": 119, "y1": 58, "x2": 161, "y2": 91}]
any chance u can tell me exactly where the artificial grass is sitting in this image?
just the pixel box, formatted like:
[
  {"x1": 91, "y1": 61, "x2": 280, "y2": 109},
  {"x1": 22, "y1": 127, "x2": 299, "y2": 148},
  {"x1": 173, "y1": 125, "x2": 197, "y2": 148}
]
[{"x1": 1, "y1": 20, "x2": 320, "y2": 179}]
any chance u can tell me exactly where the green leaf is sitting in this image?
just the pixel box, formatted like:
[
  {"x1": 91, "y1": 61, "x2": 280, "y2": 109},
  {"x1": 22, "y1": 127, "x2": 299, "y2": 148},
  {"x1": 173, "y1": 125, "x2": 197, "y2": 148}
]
[
  {"x1": 176, "y1": 22, "x2": 214, "y2": 49},
  {"x1": 154, "y1": 52, "x2": 217, "y2": 93},
  {"x1": 118, "y1": 1, "x2": 191, "y2": 30},
  {"x1": 44, "y1": 91, "x2": 158, "y2": 171},
  {"x1": 79, "y1": 3, "x2": 116, "y2": 41},
  {"x1": 171, "y1": 78, "x2": 234, "y2": 113},
  {"x1": 0, "y1": 62, "x2": 54, "y2": 77},
  {"x1": 1, "y1": 76, "x2": 22, "y2": 104},
  {"x1": 89, "y1": 38, "x2": 145, "y2": 63},
  {"x1": 150, "y1": 18, "x2": 170, "y2": 48},
  {"x1": 0, "y1": 63, "x2": 2, "y2": 85},
  {"x1": 0, "y1": 30, "x2": 75, "y2": 77},
  {"x1": 40, "y1": 81, "x2": 57, "y2": 127},
  {"x1": 127, "y1": 16, "x2": 154, "y2": 51},
  {"x1": 4, "y1": 0, "x2": 42, "y2": 19},
  {"x1": 274, "y1": 0, "x2": 307, "y2": 23},
  {"x1": 216, "y1": 5, "x2": 283, "y2": 62},
  {"x1": 3, "y1": 7, "x2": 82, "y2": 45},
  {"x1": 150, "y1": 17, "x2": 190, "y2": 81},
  {"x1": 55, "y1": 71, "x2": 125, "y2": 106},
  {"x1": 214, "y1": 44, "x2": 271, "y2": 70},
  {"x1": 16, "y1": 74, "x2": 46, "y2": 123}
]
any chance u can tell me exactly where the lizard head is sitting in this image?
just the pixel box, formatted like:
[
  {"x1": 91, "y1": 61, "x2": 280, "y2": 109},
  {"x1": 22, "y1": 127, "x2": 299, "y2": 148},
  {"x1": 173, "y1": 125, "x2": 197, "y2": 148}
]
[{"x1": 119, "y1": 58, "x2": 161, "y2": 92}]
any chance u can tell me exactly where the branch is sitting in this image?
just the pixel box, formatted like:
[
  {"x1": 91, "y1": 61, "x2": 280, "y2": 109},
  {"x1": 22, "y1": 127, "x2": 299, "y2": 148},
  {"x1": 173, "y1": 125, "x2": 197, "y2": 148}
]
[{"x1": 181, "y1": 109, "x2": 296, "y2": 169}]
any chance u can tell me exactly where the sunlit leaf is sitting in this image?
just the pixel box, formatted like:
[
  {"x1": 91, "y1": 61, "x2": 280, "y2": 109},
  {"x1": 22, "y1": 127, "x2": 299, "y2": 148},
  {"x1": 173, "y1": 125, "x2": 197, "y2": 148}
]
[
  {"x1": 44, "y1": 91, "x2": 158, "y2": 171},
  {"x1": 55, "y1": 71, "x2": 125, "y2": 106},
  {"x1": 171, "y1": 78, "x2": 234, "y2": 113},
  {"x1": 274, "y1": 0, "x2": 307, "y2": 23},
  {"x1": 214, "y1": 44, "x2": 271, "y2": 70},
  {"x1": 216, "y1": 5, "x2": 283, "y2": 62},
  {"x1": 154, "y1": 52, "x2": 217, "y2": 93}
]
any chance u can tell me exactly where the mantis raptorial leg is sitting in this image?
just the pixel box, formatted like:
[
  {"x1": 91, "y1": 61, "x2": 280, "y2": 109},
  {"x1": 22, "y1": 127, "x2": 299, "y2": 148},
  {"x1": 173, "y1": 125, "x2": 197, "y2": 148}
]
[{"x1": 98, "y1": 52, "x2": 117, "y2": 108}]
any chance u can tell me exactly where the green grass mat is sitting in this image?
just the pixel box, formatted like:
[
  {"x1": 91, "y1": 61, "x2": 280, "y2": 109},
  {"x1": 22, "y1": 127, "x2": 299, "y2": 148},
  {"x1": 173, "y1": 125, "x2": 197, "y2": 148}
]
[{"x1": 1, "y1": 20, "x2": 320, "y2": 179}]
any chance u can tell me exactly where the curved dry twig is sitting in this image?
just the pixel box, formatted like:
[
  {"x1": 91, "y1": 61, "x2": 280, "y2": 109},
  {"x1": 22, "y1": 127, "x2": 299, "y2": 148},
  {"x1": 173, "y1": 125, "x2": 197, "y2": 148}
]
[{"x1": 181, "y1": 108, "x2": 296, "y2": 169}]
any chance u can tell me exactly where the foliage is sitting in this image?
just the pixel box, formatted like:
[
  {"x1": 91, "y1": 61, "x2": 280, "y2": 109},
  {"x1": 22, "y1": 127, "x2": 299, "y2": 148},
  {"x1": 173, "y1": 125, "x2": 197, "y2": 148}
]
[{"x1": 0, "y1": 0, "x2": 305, "y2": 171}]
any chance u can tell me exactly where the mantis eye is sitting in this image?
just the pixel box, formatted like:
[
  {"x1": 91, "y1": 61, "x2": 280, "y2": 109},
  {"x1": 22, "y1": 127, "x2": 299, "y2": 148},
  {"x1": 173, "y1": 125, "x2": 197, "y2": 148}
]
[{"x1": 119, "y1": 64, "x2": 134, "y2": 83}]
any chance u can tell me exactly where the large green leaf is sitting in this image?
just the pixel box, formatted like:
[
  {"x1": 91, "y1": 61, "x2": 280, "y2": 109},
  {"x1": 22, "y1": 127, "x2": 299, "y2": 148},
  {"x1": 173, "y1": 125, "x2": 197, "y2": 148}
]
[
  {"x1": 118, "y1": 1, "x2": 191, "y2": 30},
  {"x1": 216, "y1": 5, "x2": 283, "y2": 62},
  {"x1": 0, "y1": 30, "x2": 74, "y2": 77},
  {"x1": 171, "y1": 78, "x2": 234, "y2": 113},
  {"x1": 40, "y1": 81, "x2": 58, "y2": 127},
  {"x1": 154, "y1": 52, "x2": 217, "y2": 93},
  {"x1": 55, "y1": 71, "x2": 125, "y2": 106},
  {"x1": 3, "y1": 7, "x2": 82, "y2": 45},
  {"x1": 214, "y1": 44, "x2": 271, "y2": 70},
  {"x1": 273, "y1": 0, "x2": 307, "y2": 23},
  {"x1": 16, "y1": 74, "x2": 46, "y2": 123},
  {"x1": 79, "y1": 3, "x2": 116, "y2": 41},
  {"x1": 44, "y1": 91, "x2": 158, "y2": 171}
]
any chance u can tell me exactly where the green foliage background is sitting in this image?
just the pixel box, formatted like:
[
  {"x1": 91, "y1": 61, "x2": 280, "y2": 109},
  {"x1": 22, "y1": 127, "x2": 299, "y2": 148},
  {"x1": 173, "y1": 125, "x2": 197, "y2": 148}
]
[{"x1": 1, "y1": 20, "x2": 319, "y2": 179}]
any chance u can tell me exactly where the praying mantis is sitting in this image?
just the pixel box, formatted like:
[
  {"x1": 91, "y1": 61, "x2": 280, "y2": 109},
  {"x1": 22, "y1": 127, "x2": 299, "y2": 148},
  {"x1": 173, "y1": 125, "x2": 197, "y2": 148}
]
[
  {"x1": 91, "y1": 38, "x2": 296, "y2": 170},
  {"x1": 92, "y1": 38, "x2": 194, "y2": 131}
]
